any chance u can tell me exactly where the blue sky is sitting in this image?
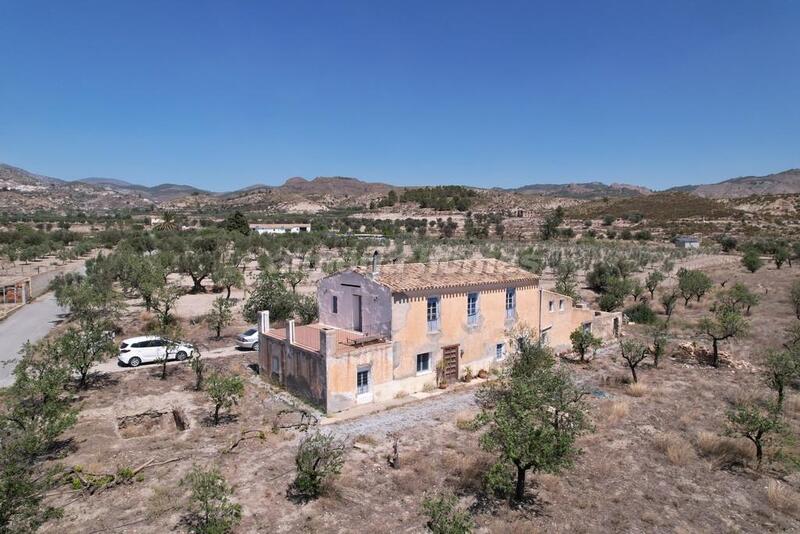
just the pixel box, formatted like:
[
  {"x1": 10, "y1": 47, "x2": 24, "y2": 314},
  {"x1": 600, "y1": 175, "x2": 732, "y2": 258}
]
[{"x1": 1, "y1": 1, "x2": 798, "y2": 191}]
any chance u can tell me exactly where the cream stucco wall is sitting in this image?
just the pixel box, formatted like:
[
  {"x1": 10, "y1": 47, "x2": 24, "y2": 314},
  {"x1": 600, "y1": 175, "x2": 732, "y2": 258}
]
[{"x1": 390, "y1": 284, "x2": 539, "y2": 384}]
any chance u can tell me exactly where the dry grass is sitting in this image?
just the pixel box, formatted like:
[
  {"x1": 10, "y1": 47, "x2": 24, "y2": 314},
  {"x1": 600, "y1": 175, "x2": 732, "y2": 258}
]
[
  {"x1": 654, "y1": 432, "x2": 696, "y2": 466},
  {"x1": 626, "y1": 382, "x2": 649, "y2": 397},
  {"x1": 353, "y1": 434, "x2": 378, "y2": 446},
  {"x1": 784, "y1": 395, "x2": 800, "y2": 416},
  {"x1": 696, "y1": 431, "x2": 754, "y2": 465},
  {"x1": 600, "y1": 400, "x2": 630, "y2": 424},
  {"x1": 767, "y1": 480, "x2": 800, "y2": 515}
]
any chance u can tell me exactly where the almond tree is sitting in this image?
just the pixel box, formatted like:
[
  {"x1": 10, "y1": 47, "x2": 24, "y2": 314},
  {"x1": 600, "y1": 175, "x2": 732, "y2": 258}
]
[
  {"x1": 791, "y1": 280, "x2": 800, "y2": 320},
  {"x1": 726, "y1": 401, "x2": 785, "y2": 469},
  {"x1": 764, "y1": 349, "x2": 800, "y2": 408},
  {"x1": 206, "y1": 373, "x2": 244, "y2": 425},
  {"x1": 698, "y1": 307, "x2": 749, "y2": 368},
  {"x1": 206, "y1": 297, "x2": 233, "y2": 339},
  {"x1": 619, "y1": 339, "x2": 649, "y2": 383},
  {"x1": 660, "y1": 289, "x2": 679, "y2": 321},
  {"x1": 645, "y1": 270, "x2": 665, "y2": 299},
  {"x1": 570, "y1": 328, "x2": 602, "y2": 362}
]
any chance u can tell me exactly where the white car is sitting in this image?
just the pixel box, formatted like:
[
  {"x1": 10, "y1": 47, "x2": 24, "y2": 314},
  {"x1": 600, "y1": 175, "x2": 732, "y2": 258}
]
[
  {"x1": 235, "y1": 328, "x2": 259, "y2": 351},
  {"x1": 118, "y1": 336, "x2": 195, "y2": 367}
]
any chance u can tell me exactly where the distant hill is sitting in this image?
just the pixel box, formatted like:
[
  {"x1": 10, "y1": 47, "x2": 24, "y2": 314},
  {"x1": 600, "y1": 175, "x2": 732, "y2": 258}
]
[
  {"x1": 0, "y1": 164, "x2": 153, "y2": 214},
  {"x1": 3, "y1": 160, "x2": 800, "y2": 214},
  {"x1": 77, "y1": 177, "x2": 209, "y2": 201},
  {"x1": 278, "y1": 176, "x2": 395, "y2": 197},
  {"x1": 686, "y1": 169, "x2": 800, "y2": 198},
  {"x1": 509, "y1": 181, "x2": 651, "y2": 199},
  {"x1": 0, "y1": 163, "x2": 64, "y2": 188}
]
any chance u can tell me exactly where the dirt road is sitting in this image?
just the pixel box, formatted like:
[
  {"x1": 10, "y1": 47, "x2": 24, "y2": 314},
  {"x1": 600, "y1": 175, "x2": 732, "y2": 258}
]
[{"x1": 0, "y1": 292, "x2": 68, "y2": 388}]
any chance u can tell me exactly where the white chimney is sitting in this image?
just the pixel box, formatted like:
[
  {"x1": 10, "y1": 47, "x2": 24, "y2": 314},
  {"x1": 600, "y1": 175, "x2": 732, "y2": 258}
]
[{"x1": 371, "y1": 250, "x2": 380, "y2": 278}]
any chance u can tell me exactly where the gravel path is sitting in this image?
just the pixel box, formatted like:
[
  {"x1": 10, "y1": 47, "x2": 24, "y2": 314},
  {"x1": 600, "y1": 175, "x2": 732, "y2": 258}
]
[{"x1": 328, "y1": 388, "x2": 477, "y2": 438}]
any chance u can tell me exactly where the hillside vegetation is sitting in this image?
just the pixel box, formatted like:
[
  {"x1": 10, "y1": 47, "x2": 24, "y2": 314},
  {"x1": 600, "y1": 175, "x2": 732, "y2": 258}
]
[{"x1": 570, "y1": 192, "x2": 740, "y2": 222}]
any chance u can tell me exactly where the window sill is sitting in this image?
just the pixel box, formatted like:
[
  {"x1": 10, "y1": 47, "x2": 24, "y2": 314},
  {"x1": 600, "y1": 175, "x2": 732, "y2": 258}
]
[{"x1": 416, "y1": 369, "x2": 432, "y2": 377}]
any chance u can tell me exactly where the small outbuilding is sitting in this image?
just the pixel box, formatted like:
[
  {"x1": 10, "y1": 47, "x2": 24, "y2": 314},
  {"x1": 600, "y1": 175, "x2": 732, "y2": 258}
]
[{"x1": 674, "y1": 236, "x2": 700, "y2": 249}]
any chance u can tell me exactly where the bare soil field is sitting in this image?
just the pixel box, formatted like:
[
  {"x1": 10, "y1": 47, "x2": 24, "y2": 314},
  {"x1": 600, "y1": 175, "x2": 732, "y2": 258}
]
[{"x1": 36, "y1": 259, "x2": 800, "y2": 533}]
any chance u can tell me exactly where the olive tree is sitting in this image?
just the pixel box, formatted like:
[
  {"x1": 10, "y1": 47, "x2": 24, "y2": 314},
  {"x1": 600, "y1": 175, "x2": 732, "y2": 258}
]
[
  {"x1": 475, "y1": 339, "x2": 590, "y2": 502},
  {"x1": 741, "y1": 249, "x2": 763, "y2": 273},
  {"x1": 54, "y1": 320, "x2": 116, "y2": 389}
]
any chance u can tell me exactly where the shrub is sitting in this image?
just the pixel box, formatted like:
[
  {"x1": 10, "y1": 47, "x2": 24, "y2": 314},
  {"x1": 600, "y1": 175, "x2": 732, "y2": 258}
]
[
  {"x1": 421, "y1": 490, "x2": 474, "y2": 534},
  {"x1": 181, "y1": 465, "x2": 242, "y2": 534},
  {"x1": 624, "y1": 301, "x2": 657, "y2": 324},
  {"x1": 741, "y1": 249, "x2": 763, "y2": 273},
  {"x1": 654, "y1": 433, "x2": 695, "y2": 466},
  {"x1": 291, "y1": 430, "x2": 346, "y2": 499},
  {"x1": 626, "y1": 382, "x2": 649, "y2": 397},
  {"x1": 767, "y1": 480, "x2": 800, "y2": 514}
]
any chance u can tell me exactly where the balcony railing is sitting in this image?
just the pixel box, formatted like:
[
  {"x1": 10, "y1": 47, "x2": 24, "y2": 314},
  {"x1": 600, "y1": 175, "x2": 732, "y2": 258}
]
[{"x1": 336, "y1": 321, "x2": 391, "y2": 347}]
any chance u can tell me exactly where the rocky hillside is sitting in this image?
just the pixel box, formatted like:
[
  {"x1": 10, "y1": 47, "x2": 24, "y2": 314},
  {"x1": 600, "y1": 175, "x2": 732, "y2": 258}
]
[
  {"x1": 688, "y1": 169, "x2": 800, "y2": 198},
  {"x1": 3, "y1": 161, "x2": 799, "y2": 215},
  {"x1": 509, "y1": 181, "x2": 652, "y2": 198},
  {"x1": 0, "y1": 164, "x2": 154, "y2": 215},
  {"x1": 78, "y1": 177, "x2": 208, "y2": 202}
]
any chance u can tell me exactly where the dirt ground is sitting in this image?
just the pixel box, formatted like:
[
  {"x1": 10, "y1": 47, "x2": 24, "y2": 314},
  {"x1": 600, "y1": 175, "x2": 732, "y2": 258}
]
[{"x1": 37, "y1": 259, "x2": 800, "y2": 533}]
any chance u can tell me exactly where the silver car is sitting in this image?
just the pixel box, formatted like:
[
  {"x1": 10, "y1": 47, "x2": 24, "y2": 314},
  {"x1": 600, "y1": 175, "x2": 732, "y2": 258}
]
[{"x1": 235, "y1": 328, "x2": 259, "y2": 351}]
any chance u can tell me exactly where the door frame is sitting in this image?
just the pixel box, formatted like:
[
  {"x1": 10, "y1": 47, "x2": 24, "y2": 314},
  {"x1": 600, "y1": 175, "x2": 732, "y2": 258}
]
[
  {"x1": 442, "y1": 344, "x2": 460, "y2": 382},
  {"x1": 352, "y1": 294, "x2": 363, "y2": 332}
]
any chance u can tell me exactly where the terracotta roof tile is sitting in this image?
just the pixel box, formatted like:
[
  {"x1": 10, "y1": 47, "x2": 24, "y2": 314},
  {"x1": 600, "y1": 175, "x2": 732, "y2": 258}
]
[{"x1": 356, "y1": 258, "x2": 538, "y2": 293}]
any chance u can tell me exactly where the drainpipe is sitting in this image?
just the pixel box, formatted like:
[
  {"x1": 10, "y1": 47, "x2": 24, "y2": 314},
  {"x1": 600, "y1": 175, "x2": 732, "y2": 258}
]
[{"x1": 538, "y1": 287, "x2": 543, "y2": 339}]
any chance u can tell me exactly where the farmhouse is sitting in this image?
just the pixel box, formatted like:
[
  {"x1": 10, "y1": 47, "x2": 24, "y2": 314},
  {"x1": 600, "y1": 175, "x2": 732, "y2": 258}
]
[
  {"x1": 249, "y1": 223, "x2": 311, "y2": 235},
  {"x1": 257, "y1": 256, "x2": 620, "y2": 412}
]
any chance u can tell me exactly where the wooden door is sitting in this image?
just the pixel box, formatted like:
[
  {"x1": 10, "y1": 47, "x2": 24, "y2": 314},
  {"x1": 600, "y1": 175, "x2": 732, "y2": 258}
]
[
  {"x1": 442, "y1": 345, "x2": 459, "y2": 382},
  {"x1": 353, "y1": 295, "x2": 363, "y2": 332}
]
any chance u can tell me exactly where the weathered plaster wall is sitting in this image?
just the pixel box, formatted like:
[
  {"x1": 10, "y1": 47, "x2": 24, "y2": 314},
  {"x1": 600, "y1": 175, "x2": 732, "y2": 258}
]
[
  {"x1": 391, "y1": 284, "x2": 540, "y2": 385},
  {"x1": 317, "y1": 271, "x2": 392, "y2": 336},
  {"x1": 259, "y1": 333, "x2": 328, "y2": 410},
  {"x1": 539, "y1": 289, "x2": 621, "y2": 350},
  {"x1": 325, "y1": 343, "x2": 394, "y2": 412}
]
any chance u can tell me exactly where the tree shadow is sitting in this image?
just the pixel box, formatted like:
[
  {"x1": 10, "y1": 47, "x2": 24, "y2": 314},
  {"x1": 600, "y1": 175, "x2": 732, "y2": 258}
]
[
  {"x1": 201, "y1": 413, "x2": 239, "y2": 427},
  {"x1": 85, "y1": 371, "x2": 120, "y2": 390}
]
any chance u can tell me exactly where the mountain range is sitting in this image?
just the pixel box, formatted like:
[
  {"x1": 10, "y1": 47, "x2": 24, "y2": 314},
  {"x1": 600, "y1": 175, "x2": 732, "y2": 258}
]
[{"x1": 2, "y1": 162, "x2": 800, "y2": 214}]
